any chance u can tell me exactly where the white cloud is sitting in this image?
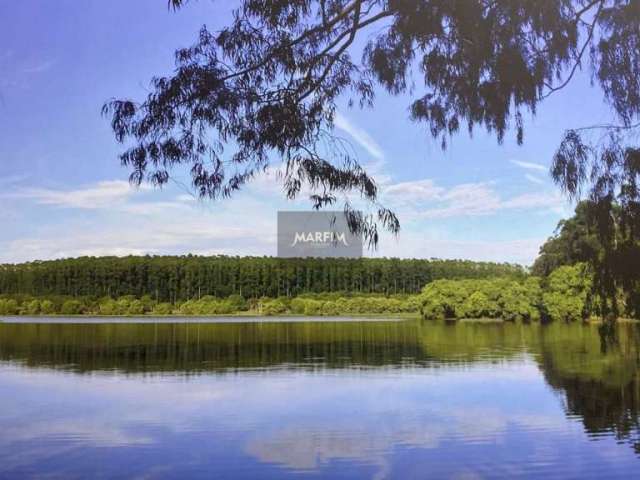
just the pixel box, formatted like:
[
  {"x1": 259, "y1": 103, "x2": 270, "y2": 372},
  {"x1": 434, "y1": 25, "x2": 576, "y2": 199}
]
[
  {"x1": 524, "y1": 173, "x2": 545, "y2": 185},
  {"x1": 334, "y1": 113, "x2": 385, "y2": 161},
  {"x1": 22, "y1": 59, "x2": 56, "y2": 74},
  {"x1": 501, "y1": 192, "x2": 563, "y2": 210},
  {"x1": 1, "y1": 173, "x2": 566, "y2": 265},
  {"x1": 2, "y1": 213, "x2": 275, "y2": 262},
  {"x1": 430, "y1": 183, "x2": 502, "y2": 218},
  {"x1": 0, "y1": 180, "x2": 279, "y2": 262},
  {"x1": 175, "y1": 193, "x2": 197, "y2": 203},
  {"x1": 383, "y1": 178, "x2": 566, "y2": 220},
  {"x1": 0, "y1": 55, "x2": 56, "y2": 92},
  {"x1": 510, "y1": 160, "x2": 547, "y2": 172},
  {"x1": 13, "y1": 180, "x2": 146, "y2": 209},
  {"x1": 120, "y1": 201, "x2": 192, "y2": 216},
  {"x1": 383, "y1": 179, "x2": 444, "y2": 203},
  {"x1": 374, "y1": 232, "x2": 544, "y2": 265}
]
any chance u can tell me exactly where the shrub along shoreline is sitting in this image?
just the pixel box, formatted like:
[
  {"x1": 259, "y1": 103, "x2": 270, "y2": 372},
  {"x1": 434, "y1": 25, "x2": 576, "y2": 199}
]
[
  {"x1": 419, "y1": 264, "x2": 594, "y2": 322},
  {"x1": 0, "y1": 293, "x2": 420, "y2": 318},
  {"x1": 0, "y1": 263, "x2": 613, "y2": 323}
]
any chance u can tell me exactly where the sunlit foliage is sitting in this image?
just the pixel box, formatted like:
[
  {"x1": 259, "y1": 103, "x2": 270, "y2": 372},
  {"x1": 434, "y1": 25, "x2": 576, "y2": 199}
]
[
  {"x1": 418, "y1": 267, "x2": 600, "y2": 322},
  {"x1": 541, "y1": 264, "x2": 593, "y2": 322},
  {"x1": 533, "y1": 200, "x2": 640, "y2": 319}
]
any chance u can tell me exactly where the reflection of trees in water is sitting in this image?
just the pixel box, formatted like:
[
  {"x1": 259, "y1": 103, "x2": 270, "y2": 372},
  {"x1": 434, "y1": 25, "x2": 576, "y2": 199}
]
[
  {"x1": 557, "y1": 375, "x2": 640, "y2": 454},
  {"x1": 0, "y1": 322, "x2": 429, "y2": 373},
  {"x1": 537, "y1": 323, "x2": 640, "y2": 455},
  {"x1": 0, "y1": 320, "x2": 530, "y2": 373},
  {"x1": 2, "y1": 320, "x2": 640, "y2": 455},
  {"x1": 598, "y1": 320, "x2": 619, "y2": 354}
]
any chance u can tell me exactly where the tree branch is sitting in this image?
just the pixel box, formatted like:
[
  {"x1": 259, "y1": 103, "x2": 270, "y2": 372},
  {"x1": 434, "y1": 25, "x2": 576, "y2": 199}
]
[
  {"x1": 541, "y1": 0, "x2": 605, "y2": 99},
  {"x1": 218, "y1": 1, "x2": 365, "y2": 83}
]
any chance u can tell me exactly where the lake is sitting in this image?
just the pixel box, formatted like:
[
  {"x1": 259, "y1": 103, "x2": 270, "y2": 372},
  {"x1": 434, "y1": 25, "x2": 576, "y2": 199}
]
[{"x1": 0, "y1": 318, "x2": 639, "y2": 479}]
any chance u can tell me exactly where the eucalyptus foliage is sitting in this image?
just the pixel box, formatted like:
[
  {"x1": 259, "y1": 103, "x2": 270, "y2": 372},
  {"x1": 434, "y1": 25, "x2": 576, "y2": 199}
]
[
  {"x1": 0, "y1": 256, "x2": 525, "y2": 300},
  {"x1": 105, "y1": 0, "x2": 639, "y2": 249},
  {"x1": 534, "y1": 200, "x2": 640, "y2": 319}
]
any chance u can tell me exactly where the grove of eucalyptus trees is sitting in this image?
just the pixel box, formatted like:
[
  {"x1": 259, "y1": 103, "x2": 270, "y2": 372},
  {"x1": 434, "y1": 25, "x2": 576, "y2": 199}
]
[{"x1": 0, "y1": 256, "x2": 525, "y2": 301}]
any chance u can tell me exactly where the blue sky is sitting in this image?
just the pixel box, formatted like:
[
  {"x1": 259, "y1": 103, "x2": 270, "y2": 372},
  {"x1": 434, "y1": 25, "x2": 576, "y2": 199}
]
[{"x1": 0, "y1": 1, "x2": 618, "y2": 265}]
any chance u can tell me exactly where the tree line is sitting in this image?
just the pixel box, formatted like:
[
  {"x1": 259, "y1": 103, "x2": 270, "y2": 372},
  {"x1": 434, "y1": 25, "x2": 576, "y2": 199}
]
[
  {"x1": 0, "y1": 292, "x2": 420, "y2": 317},
  {"x1": 0, "y1": 256, "x2": 525, "y2": 301},
  {"x1": 533, "y1": 201, "x2": 640, "y2": 320},
  {"x1": 420, "y1": 264, "x2": 595, "y2": 323},
  {"x1": 0, "y1": 263, "x2": 595, "y2": 323}
]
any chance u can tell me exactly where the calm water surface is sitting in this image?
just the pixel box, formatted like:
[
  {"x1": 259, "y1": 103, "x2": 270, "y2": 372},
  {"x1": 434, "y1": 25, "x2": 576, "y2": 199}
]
[{"x1": 0, "y1": 318, "x2": 639, "y2": 479}]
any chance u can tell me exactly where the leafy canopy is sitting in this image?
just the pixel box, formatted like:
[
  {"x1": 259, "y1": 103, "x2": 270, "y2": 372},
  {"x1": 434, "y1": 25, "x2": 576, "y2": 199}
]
[
  {"x1": 105, "y1": 0, "x2": 639, "y2": 246},
  {"x1": 534, "y1": 200, "x2": 640, "y2": 319}
]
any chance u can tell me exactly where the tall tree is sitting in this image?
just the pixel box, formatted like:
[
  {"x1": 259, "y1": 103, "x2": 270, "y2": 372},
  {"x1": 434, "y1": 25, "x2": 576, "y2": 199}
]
[
  {"x1": 533, "y1": 200, "x2": 640, "y2": 319},
  {"x1": 532, "y1": 201, "x2": 601, "y2": 277},
  {"x1": 0, "y1": 256, "x2": 526, "y2": 300}
]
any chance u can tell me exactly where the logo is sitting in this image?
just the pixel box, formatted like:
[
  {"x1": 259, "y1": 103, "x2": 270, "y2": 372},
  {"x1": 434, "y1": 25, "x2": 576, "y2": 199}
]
[
  {"x1": 277, "y1": 211, "x2": 363, "y2": 258},
  {"x1": 291, "y1": 231, "x2": 349, "y2": 247}
]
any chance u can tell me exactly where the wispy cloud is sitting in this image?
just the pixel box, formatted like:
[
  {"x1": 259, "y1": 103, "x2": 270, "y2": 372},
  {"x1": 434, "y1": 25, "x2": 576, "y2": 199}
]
[
  {"x1": 416, "y1": 183, "x2": 501, "y2": 219},
  {"x1": 373, "y1": 231, "x2": 545, "y2": 264},
  {"x1": 2, "y1": 206, "x2": 276, "y2": 262},
  {"x1": 22, "y1": 59, "x2": 56, "y2": 74},
  {"x1": 501, "y1": 191, "x2": 564, "y2": 211},
  {"x1": 524, "y1": 173, "x2": 545, "y2": 185},
  {"x1": 0, "y1": 56, "x2": 56, "y2": 92},
  {"x1": 383, "y1": 178, "x2": 566, "y2": 219},
  {"x1": 334, "y1": 113, "x2": 384, "y2": 161},
  {"x1": 12, "y1": 180, "x2": 145, "y2": 209},
  {"x1": 384, "y1": 179, "x2": 443, "y2": 202},
  {"x1": 0, "y1": 173, "x2": 30, "y2": 187},
  {"x1": 1, "y1": 175, "x2": 566, "y2": 265},
  {"x1": 0, "y1": 179, "x2": 279, "y2": 262},
  {"x1": 510, "y1": 160, "x2": 547, "y2": 172}
]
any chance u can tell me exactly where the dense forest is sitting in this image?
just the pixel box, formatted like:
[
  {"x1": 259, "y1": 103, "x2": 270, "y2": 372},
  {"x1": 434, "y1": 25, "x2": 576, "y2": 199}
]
[
  {"x1": 0, "y1": 256, "x2": 525, "y2": 301},
  {"x1": 0, "y1": 292, "x2": 420, "y2": 317},
  {"x1": 533, "y1": 201, "x2": 640, "y2": 320},
  {"x1": 0, "y1": 264, "x2": 595, "y2": 323},
  {"x1": 419, "y1": 264, "x2": 594, "y2": 322},
  {"x1": 2, "y1": 200, "x2": 639, "y2": 322}
]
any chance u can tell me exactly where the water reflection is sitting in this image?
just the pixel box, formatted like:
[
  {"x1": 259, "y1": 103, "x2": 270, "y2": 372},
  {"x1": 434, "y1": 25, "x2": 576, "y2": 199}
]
[{"x1": 0, "y1": 319, "x2": 639, "y2": 478}]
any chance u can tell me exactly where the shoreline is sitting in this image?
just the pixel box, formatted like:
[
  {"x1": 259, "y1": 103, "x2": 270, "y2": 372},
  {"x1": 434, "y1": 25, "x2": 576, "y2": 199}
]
[
  {"x1": 2, "y1": 314, "x2": 636, "y2": 324},
  {"x1": 0, "y1": 314, "x2": 416, "y2": 324}
]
